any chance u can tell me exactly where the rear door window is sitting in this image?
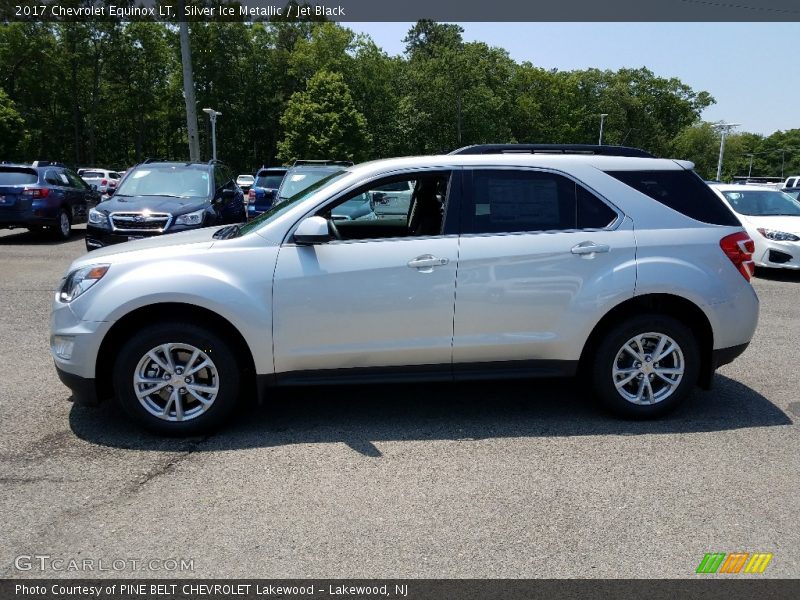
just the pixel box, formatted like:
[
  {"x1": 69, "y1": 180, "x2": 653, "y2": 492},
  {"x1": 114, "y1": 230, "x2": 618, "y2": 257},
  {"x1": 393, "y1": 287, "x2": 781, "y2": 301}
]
[
  {"x1": 606, "y1": 169, "x2": 740, "y2": 226},
  {"x1": 464, "y1": 169, "x2": 618, "y2": 234}
]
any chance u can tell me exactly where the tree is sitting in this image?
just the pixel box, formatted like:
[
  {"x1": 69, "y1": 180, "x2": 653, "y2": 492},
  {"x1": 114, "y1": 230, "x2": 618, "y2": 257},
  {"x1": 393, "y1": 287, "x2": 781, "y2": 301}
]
[
  {"x1": 277, "y1": 70, "x2": 370, "y2": 163},
  {"x1": 0, "y1": 87, "x2": 25, "y2": 159}
]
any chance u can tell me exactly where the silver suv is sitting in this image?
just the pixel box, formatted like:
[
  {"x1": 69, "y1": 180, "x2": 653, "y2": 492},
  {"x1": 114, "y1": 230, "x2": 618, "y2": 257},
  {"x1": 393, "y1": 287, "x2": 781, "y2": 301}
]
[{"x1": 50, "y1": 145, "x2": 759, "y2": 434}]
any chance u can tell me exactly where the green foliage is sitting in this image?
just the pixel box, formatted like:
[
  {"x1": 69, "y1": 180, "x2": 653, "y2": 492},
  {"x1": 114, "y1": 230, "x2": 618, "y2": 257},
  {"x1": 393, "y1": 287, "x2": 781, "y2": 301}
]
[
  {"x1": 0, "y1": 87, "x2": 25, "y2": 158},
  {"x1": 277, "y1": 70, "x2": 369, "y2": 163},
  {"x1": 0, "y1": 19, "x2": 790, "y2": 178}
]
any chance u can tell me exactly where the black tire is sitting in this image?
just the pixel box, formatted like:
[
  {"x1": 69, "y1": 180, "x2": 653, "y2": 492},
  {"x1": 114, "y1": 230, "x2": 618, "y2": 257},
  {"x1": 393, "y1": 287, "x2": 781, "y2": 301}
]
[
  {"x1": 53, "y1": 208, "x2": 71, "y2": 240},
  {"x1": 591, "y1": 314, "x2": 699, "y2": 419},
  {"x1": 113, "y1": 322, "x2": 241, "y2": 435}
]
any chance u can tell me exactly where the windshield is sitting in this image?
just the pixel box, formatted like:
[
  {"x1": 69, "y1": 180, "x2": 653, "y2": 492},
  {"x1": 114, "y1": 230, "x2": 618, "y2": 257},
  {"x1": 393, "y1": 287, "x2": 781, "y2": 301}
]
[
  {"x1": 237, "y1": 170, "x2": 348, "y2": 236},
  {"x1": 722, "y1": 189, "x2": 800, "y2": 217},
  {"x1": 278, "y1": 169, "x2": 338, "y2": 200},
  {"x1": 115, "y1": 166, "x2": 211, "y2": 198},
  {"x1": 255, "y1": 174, "x2": 285, "y2": 189}
]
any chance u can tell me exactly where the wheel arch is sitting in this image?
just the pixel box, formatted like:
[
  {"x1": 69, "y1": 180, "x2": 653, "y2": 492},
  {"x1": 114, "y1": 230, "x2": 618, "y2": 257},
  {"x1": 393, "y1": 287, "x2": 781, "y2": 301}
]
[
  {"x1": 95, "y1": 302, "x2": 257, "y2": 402},
  {"x1": 578, "y1": 293, "x2": 715, "y2": 389}
]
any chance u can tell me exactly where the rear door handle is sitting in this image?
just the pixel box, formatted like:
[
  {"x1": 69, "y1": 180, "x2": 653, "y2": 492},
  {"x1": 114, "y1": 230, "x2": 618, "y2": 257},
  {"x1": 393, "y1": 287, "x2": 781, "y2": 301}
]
[
  {"x1": 571, "y1": 242, "x2": 610, "y2": 255},
  {"x1": 407, "y1": 254, "x2": 449, "y2": 269}
]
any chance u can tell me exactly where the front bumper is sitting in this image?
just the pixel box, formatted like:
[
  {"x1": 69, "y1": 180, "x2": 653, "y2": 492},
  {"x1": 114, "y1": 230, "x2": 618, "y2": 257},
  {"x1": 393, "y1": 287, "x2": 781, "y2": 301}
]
[
  {"x1": 55, "y1": 365, "x2": 99, "y2": 404},
  {"x1": 754, "y1": 239, "x2": 800, "y2": 269}
]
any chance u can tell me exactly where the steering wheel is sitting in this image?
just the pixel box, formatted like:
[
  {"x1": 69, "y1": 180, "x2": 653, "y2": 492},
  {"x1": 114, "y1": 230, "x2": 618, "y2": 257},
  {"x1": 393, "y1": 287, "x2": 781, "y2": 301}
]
[{"x1": 328, "y1": 217, "x2": 342, "y2": 240}]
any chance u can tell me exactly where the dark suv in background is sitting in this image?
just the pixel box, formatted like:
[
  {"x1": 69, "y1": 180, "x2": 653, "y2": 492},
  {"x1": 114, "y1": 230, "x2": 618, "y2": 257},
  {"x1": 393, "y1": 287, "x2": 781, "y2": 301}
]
[
  {"x1": 85, "y1": 160, "x2": 246, "y2": 251},
  {"x1": 0, "y1": 162, "x2": 98, "y2": 239},
  {"x1": 247, "y1": 166, "x2": 287, "y2": 218}
]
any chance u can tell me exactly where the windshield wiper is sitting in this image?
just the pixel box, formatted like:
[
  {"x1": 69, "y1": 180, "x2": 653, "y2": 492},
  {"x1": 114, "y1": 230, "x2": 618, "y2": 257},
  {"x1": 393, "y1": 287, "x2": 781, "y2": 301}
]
[
  {"x1": 137, "y1": 194, "x2": 187, "y2": 198},
  {"x1": 212, "y1": 224, "x2": 240, "y2": 240}
]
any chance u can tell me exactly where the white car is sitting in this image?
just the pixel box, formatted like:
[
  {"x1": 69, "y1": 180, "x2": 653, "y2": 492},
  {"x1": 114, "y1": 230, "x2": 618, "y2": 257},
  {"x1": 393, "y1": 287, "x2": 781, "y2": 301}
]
[
  {"x1": 710, "y1": 184, "x2": 800, "y2": 269},
  {"x1": 78, "y1": 168, "x2": 121, "y2": 196},
  {"x1": 51, "y1": 145, "x2": 759, "y2": 434},
  {"x1": 236, "y1": 174, "x2": 255, "y2": 194}
]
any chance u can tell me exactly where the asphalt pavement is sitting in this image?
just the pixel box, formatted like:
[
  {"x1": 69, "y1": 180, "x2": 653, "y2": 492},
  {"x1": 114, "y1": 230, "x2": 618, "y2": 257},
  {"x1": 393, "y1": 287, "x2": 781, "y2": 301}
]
[{"x1": 0, "y1": 225, "x2": 797, "y2": 578}]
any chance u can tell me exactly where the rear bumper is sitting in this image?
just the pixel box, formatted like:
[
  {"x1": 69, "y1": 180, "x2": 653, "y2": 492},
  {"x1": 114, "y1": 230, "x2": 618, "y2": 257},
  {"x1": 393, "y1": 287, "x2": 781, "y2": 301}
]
[
  {"x1": 55, "y1": 365, "x2": 99, "y2": 405},
  {"x1": 0, "y1": 210, "x2": 58, "y2": 228}
]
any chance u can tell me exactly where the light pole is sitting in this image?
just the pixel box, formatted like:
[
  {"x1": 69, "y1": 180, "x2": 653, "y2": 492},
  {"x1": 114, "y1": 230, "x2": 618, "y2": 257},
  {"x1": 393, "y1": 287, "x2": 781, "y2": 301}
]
[
  {"x1": 745, "y1": 153, "x2": 754, "y2": 179},
  {"x1": 598, "y1": 113, "x2": 608, "y2": 145},
  {"x1": 713, "y1": 121, "x2": 740, "y2": 182},
  {"x1": 203, "y1": 108, "x2": 222, "y2": 161}
]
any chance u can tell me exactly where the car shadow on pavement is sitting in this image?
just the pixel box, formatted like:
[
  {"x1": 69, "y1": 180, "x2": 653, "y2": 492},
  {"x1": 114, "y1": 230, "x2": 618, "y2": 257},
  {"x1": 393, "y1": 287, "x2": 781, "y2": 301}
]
[
  {"x1": 68, "y1": 374, "x2": 793, "y2": 456},
  {"x1": 754, "y1": 267, "x2": 800, "y2": 282},
  {"x1": 0, "y1": 228, "x2": 85, "y2": 245}
]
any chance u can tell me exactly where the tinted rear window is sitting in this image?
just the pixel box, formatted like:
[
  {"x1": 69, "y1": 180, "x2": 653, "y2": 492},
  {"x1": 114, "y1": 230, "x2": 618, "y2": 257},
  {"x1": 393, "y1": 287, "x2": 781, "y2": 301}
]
[
  {"x1": 256, "y1": 174, "x2": 285, "y2": 189},
  {"x1": 0, "y1": 168, "x2": 38, "y2": 185},
  {"x1": 606, "y1": 169, "x2": 740, "y2": 226},
  {"x1": 81, "y1": 171, "x2": 105, "y2": 178}
]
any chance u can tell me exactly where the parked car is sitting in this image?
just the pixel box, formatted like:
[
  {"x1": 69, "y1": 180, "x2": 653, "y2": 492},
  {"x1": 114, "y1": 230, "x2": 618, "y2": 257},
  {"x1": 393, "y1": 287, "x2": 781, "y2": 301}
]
[
  {"x1": 236, "y1": 174, "x2": 255, "y2": 194},
  {"x1": 85, "y1": 160, "x2": 246, "y2": 251},
  {"x1": 331, "y1": 191, "x2": 375, "y2": 221},
  {"x1": 783, "y1": 176, "x2": 800, "y2": 189},
  {"x1": 247, "y1": 167, "x2": 287, "y2": 218},
  {"x1": 0, "y1": 162, "x2": 98, "y2": 239},
  {"x1": 710, "y1": 183, "x2": 800, "y2": 269},
  {"x1": 51, "y1": 144, "x2": 758, "y2": 435},
  {"x1": 78, "y1": 168, "x2": 122, "y2": 197},
  {"x1": 370, "y1": 179, "x2": 414, "y2": 220},
  {"x1": 275, "y1": 160, "x2": 353, "y2": 205},
  {"x1": 782, "y1": 187, "x2": 800, "y2": 201}
]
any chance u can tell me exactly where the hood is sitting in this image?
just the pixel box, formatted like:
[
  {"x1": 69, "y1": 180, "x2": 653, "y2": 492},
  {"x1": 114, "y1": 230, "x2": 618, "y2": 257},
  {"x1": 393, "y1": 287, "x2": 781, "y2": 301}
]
[
  {"x1": 96, "y1": 195, "x2": 209, "y2": 215},
  {"x1": 76, "y1": 226, "x2": 221, "y2": 264},
  {"x1": 738, "y1": 214, "x2": 800, "y2": 235}
]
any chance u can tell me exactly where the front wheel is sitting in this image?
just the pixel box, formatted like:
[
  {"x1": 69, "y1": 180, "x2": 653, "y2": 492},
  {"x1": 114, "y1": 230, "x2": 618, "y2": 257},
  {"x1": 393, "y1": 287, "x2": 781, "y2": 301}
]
[
  {"x1": 591, "y1": 315, "x2": 699, "y2": 418},
  {"x1": 113, "y1": 323, "x2": 241, "y2": 435}
]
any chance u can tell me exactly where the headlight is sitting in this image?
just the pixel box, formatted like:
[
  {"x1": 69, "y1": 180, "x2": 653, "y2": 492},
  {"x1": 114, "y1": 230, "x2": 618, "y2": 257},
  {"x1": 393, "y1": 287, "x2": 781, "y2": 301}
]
[
  {"x1": 88, "y1": 208, "x2": 108, "y2": 227},
  {"x1": 59, "y1": 265, "x2": 109, "y2": 303},
  {"x1": 175, "y1": 209, "x2": 206, "y2": 226},
  {"x1": 757, "y1": 228, "x2": 800, "y2": 242}
]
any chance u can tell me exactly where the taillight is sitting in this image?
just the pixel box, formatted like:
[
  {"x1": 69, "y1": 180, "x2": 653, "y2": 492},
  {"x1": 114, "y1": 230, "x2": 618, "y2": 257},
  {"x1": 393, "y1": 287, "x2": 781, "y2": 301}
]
[
  {"x1": 101, "y1": 179, "x2": 108, "y2": 186},
  {"x1": 720, "y1": 232, "x2": 755, "y2": 281},
  {"x1": 247, "y1": 190, "x2": 255, "y2": 204},
  {"x1": 22, "y1": 187, "x2": 51, "y2": 198}
]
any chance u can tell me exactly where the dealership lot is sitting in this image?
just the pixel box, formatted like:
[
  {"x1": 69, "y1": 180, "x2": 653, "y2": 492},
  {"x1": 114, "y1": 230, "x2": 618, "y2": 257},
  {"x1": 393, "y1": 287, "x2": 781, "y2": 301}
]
[{"x1": 0, "y1": 225, "x2": 798, "y2": 578}]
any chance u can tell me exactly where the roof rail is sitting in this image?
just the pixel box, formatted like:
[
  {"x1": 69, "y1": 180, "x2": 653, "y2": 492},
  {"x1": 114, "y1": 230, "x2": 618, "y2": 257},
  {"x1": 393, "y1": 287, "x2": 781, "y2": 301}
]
[
  {"x1": 208, "y1": 159, "x2": 222, "y2": 165},
  {"x1": 292, "y1": 159, "x2": 354, "y2": 167},
  {"x1": 31, "y1": 160, "x2": 67, "y2": 167},
  {"x1": 449, "y1": 144, "x2": 655, "y2": 158},
  {"x1": 141, "y1": 158, "x2": 172, "y2": 164}
]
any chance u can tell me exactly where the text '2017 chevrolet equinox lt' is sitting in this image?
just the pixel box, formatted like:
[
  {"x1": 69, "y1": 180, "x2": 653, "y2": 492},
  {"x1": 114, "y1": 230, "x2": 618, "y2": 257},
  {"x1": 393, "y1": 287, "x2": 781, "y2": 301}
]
[{"x1": 50, "y1": 145, "x2": 759, "y2": 434}]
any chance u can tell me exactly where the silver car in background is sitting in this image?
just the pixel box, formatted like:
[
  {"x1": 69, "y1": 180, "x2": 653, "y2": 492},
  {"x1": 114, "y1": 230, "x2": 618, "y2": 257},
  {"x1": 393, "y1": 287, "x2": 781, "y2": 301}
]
[{"x1": 51, "y1": 145, "x2": 759, "y2": 435}]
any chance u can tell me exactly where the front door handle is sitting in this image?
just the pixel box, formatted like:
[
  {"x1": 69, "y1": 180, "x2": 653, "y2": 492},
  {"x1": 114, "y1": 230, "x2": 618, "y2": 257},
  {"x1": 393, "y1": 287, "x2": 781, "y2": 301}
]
[
  {"x1": 571, "y1": 242, "x2": 610, "y2": 256},
  {"x1": 407, "y1": 254, "x2": 449, "y2": 269}
]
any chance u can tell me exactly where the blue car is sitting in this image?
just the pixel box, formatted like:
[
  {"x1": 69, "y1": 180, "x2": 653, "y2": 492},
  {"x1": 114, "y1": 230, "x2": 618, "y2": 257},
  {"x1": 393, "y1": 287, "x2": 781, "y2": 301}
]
[
  {"x1": 0, "y1": 161, "x2": 99, "y2": 239},
  {"x1": 247, "y1": 167, "x2": 287, "y2": 217},
  {"x1": 85, "y1": 160, "x2": 246, "y2": 251}
]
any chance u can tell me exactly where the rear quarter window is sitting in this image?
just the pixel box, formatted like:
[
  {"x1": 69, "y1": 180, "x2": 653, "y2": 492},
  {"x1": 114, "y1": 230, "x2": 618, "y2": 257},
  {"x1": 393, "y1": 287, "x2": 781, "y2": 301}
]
[{"x1": 605, "y1": 169, "x2": 740, "y2": 226}]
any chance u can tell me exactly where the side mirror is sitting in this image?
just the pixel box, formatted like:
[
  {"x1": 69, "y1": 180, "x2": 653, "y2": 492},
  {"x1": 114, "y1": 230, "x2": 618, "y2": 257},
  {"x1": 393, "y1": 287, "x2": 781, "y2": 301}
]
[{"x1": 293, "y1": 216, "x2": 331, "y2": 245}]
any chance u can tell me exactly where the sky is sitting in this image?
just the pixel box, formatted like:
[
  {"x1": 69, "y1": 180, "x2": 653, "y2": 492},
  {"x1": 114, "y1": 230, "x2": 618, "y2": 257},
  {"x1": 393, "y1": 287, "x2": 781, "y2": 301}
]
[{"x1": 343, "y1": 22, "x2": 797, "y2": 137}]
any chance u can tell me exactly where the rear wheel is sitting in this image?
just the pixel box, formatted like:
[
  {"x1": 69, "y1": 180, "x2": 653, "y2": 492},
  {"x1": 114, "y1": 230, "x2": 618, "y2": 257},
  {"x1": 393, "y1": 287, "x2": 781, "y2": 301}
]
[
  {"x1": 113, "y1": 323, "x2": 241, "y2": 435},
  {"x1": 591, "y1": 315, "x2": 699, "y2": 418},
  {"x1": 53, "y1": 208, "x2": 71, "y2": 240}
]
